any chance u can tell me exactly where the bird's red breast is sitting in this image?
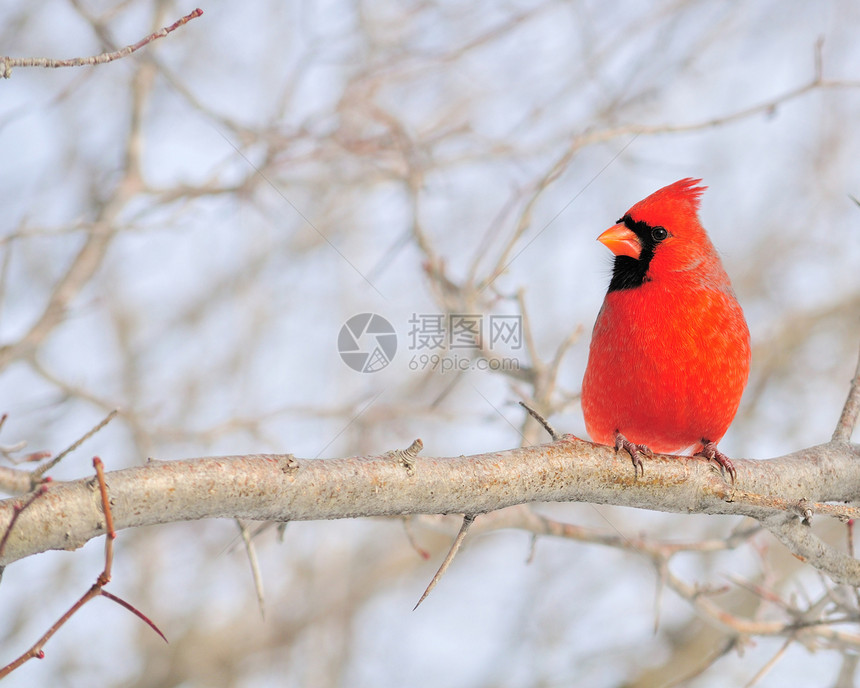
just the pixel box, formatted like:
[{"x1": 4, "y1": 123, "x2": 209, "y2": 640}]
[{"x1": 581, "y1": 179, "x2": 750, "y2": 454}]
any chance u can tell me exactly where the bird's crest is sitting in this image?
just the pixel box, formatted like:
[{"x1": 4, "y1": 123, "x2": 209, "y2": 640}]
[
  {"x1": 652, "y1": 178, "x2": 706, "y2": 210},
  {"x1": 625, "y1": 178, "x2": 707, "y2": 227}
]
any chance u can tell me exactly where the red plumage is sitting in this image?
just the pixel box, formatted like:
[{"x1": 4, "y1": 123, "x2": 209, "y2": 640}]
[{"x1": 581, "y1": 179, "x2": 750, "y2": 468}]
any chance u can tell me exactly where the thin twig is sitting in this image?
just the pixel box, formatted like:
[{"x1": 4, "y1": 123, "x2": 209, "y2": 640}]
[
  {"x1": 724, "y1": 573, "x2": 792, "y2": 613},
  {"x1": 744, "y1": 637, "x2": 793, "y2": 687},
  {"x1": 518, "y1": 400, "x2": 560, "y2": 441},
  {"x1": 476, "y1": 44, "x2": 859, "y2": 294},
  {"x1": 0, "y1": 457, "x2": 164, "y2": 679},
  {"x1": 32, "y1": 409, "x2": 118, "y2": 482},
  {"x1": 0, "y1": 9, "x2": 204, "y2": 78},
  {"x1": 0, "y1": 413, "x2": 50, "y2": 465},
  {"x1": 414, "y1": 514, "x2": 476, "y2": 610}
]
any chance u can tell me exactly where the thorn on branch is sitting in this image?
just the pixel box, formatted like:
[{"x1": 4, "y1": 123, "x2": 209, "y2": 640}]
[
  {"x1": 99, "y1": 590, "x2": 167, "y2": 643},
  {"x1": 236, "y1": 520, "x2": 266, "y2": 619},
  {"x1": 414, "y1": 513, "x2": 476, "y2": 610}
]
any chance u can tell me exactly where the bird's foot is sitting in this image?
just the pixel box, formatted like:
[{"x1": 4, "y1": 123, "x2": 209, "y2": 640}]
[
  {"x1": 614, "y1": 431, "x2": 652, "y2": 478},
  {"x1": 697, "y1": 441, "x2": 736, "y2": 484}
]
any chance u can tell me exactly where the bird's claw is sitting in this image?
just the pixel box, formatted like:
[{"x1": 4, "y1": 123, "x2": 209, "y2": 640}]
[
  {"x1": 614, "y1": 431, "x2": 651, "y2": 478},
  {"x1": 697, "y1": 441, "x2": 736, "y2": 484}
]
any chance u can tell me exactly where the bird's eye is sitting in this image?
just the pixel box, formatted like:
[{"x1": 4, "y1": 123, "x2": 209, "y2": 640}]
[{"x1": 651, "y1": 226, "x2": 668, "y2": 242}]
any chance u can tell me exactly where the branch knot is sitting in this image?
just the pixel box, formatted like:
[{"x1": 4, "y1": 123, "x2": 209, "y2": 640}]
[{"x1": 386, "y1": 439, "x2": 423, "y2": 475}]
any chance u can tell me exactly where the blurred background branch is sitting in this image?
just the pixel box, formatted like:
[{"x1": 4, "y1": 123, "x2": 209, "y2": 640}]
[{"x1": 1, "y1": 0, "x2": 860, "y2": 686}]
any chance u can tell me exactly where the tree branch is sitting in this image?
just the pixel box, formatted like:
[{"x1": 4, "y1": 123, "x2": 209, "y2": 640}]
[
  {"x1": 0, "y1": 9, "x2": 203, "y2": 79},
  {"x1": 1, "y1": 438, "x2": 859, "y2": 581},
  {"x1": 764, "y1": 514, "x2": 860, "y2": 586}
]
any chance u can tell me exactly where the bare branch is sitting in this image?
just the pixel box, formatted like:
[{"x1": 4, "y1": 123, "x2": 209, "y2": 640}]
[
  {"x1": 32, "y1": 409, "x2": 119, "y2": 483},
  {"x1": 0, "y1": 224, "x2": 115, "y2": 372},
  {"x1": 764, "y1": 515, "x2": 860, "y2": 587},
  {"x1": 1, "y1": 438, "x2": 859, "y2": 588},
  {"x1": 0, "y1": 458, "x2": 164, "y2": 679},
  {"x1": 0, "y1": 9, "x2": 203, "y2": 79},
  {"x1": 518, "y1": 400, "x2": 560, "y2": 441}
]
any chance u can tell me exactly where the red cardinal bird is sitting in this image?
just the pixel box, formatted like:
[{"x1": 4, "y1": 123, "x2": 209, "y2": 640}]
[{"x1": 581, "y1": 179, "x2": 750, "y2": 480}]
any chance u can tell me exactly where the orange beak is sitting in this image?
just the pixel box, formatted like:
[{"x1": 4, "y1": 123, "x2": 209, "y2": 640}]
[{"x1": 597, "y1": 224, "x2": 641, "y2": 259}]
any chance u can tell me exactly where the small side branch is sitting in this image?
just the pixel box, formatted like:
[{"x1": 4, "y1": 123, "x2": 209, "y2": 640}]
[
  {"x1": 765, "y1": 514, "x2": 860, "y2": 587},
  {"x1": 518, "y1": 401, "x2": 560, "y2": 441},
  {"x1": 1, "y1": 8, "x2": 203, "y2": 79},
  {"x1": 31, "y1": 409, "x2": 119, "y2": 484},
  {"x1": 0, "y1": 458, "x2": 165, "y2": 679}
]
